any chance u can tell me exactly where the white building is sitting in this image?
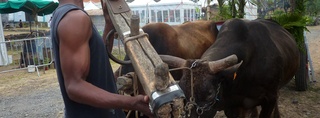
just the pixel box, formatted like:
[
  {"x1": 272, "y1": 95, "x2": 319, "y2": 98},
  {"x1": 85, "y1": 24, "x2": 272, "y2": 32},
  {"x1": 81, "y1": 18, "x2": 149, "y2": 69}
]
[
  {"x1": 129, "y1": 0, "x2": 201, "y2": 27},
  {"x1": 244, "y1": 2, "x2": 258, "y2": 20},
  {"x1": 8, "y1": 11, "x2": 26, "y2": 22}
]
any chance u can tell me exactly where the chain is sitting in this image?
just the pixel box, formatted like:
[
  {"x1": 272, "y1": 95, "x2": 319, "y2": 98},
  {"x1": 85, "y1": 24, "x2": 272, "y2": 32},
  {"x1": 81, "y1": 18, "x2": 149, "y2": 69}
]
[
  {"x1": 190, "y1": 60, "x2": 198, "y2": 69},
  {"x1": 184, "y1": 60, "x2": 223, "y2": 117},
  {"x1": 195, "y1": 82, "x2": 221, "y2": 116},
  {"x1": 183, "y1": 60, "x2": 198, "y2": 117},
  {"x1": 168, "y1": 60, "x2": 222, "y2": 118}
]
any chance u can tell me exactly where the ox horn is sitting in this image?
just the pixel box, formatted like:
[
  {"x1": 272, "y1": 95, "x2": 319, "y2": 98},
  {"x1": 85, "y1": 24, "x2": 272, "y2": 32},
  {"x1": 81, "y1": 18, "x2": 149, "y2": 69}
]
[
  {"x1": 159, "y1": 55, "x2": 187, "y2": 68},
  {"x1": 208, "y1": 54, "x2": 239, "y2": 74}
]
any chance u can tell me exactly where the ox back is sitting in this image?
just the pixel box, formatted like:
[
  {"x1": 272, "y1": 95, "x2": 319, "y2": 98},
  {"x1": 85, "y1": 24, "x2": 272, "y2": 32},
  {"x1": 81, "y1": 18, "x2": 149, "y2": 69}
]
[
  {"x1": 115, "y1": 20, "x2": 219, "y2": 80},
  {"x1": 199, "y1": 19, "x2": 300, "y2": 117}
]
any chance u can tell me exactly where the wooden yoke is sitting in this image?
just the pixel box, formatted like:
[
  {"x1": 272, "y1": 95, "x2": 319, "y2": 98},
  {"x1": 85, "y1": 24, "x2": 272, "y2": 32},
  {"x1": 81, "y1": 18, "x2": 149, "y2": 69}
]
[{"x1": 100, "y1": 0, "x2": 185, "y2": 117}]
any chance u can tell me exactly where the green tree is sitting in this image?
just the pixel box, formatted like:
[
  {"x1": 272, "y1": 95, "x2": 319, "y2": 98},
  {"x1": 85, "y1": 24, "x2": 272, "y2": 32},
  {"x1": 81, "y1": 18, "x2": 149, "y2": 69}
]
[
  {"x1": 305, "y1": 0, "x2": 320, "y2": 16},
  {"x1": 229, "y1": 0, "x2": 237, "y2": 18},
  {"x1": 277, "y1": 0, "x2": 310, "y2": 91},
  {"x1": 217, "y1": 0, "x2": 226, "y2": 15},
  {"x1": 237, "y1": 0, "x2": 246, "y2": 18},
  {"x1": 250, "y1": 0, "x2": 290, "y2": 18}
]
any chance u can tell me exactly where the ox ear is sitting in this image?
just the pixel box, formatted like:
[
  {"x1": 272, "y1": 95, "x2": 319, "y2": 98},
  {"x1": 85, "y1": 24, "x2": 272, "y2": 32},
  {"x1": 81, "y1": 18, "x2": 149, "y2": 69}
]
[
  {"x1": 159, "y1": 55, "x2": 187, "y2": 68},
  {"x1": 220, "y1": 61, "x2": 243, "y2": 80},
  {"x1": 226, "y1": 60, "x2": 243, "y2": 73},
  {"x1": 208, "y1": 55, "x2": 239, "y2": 74}
]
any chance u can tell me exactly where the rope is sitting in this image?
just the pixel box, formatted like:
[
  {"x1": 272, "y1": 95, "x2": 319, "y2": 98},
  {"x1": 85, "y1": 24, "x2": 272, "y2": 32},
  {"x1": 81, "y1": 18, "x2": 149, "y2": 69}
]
[
  {"x1": 133, "y1": 73, "x2": 139, "y2": 118},
  {"x1": 124, "y1": 72, "x2": 139, "y2": 118}
]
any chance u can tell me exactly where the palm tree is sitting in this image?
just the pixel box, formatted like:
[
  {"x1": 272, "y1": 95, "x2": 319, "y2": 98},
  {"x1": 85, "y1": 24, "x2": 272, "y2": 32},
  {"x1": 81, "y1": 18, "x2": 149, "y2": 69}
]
[
  {"x1": 291, "y1": 0, "x2": 309, "y2": 91},
  {"x1": 237, "y1": 0, "x2": 246, "y2": 18}
]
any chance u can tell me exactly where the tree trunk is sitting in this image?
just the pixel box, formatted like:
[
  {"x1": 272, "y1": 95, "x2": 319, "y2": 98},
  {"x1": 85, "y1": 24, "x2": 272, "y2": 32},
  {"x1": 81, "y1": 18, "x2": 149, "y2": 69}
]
[
  {"x1": 289, "y1": 0, "x2": 296, "y2": 13},
  {"x1": 292, "y1": 0, "x2": 308, "y2": 91},
  {"x1": 238, "y1": 0, "x2": 246, "y2": 18},
  {"x1": 231, "y1": 0, "x2": 236, "y2": 18},
  {"x1": 217, "y1": 0, "x2": 224, "y2": 15}
]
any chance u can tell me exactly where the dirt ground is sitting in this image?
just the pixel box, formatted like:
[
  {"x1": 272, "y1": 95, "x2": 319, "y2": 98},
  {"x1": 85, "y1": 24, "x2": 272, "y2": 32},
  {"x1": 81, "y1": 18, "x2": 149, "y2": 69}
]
[{"x1": 0, "y1": 26, "x2": 320, "y2": 118}]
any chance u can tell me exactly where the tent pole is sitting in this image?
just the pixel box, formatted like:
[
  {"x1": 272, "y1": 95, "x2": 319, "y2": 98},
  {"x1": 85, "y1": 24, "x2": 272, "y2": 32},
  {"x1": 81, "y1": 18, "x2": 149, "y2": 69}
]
[
  {"x1": 34, "y1": 14, "x2": 38, "y2": 37},
  {"x1": 0, "y1": 15, "x2": 8, "y2": 66},
  {"x1": 29, "y1": 13, "x2": 33, "y2": 33}
]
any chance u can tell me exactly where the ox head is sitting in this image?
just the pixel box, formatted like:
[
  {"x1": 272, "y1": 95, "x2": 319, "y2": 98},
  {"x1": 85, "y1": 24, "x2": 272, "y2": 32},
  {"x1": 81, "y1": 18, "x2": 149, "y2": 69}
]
[{"x1": 160, "y1": 54, "x2": 242, "y2": 117}]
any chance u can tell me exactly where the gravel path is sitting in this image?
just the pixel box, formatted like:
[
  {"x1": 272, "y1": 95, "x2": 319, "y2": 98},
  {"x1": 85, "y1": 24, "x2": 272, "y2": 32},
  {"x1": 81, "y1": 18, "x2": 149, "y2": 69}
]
[{"x1": 0, "y1": 70, "x2": 64, "y2": 118}]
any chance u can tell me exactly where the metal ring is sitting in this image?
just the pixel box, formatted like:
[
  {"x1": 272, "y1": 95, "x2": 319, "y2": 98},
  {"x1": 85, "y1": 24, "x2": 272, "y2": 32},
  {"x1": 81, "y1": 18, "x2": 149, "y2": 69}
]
[
  {"x1": 105, "y1": 29, "x2": 132, "y2": 65},
  {"x1": 196, "y1": 107, "x2": 204, "y2": 115},
  {"x1": 189, "y1": 97, "x2": 195, "y2": 102}
]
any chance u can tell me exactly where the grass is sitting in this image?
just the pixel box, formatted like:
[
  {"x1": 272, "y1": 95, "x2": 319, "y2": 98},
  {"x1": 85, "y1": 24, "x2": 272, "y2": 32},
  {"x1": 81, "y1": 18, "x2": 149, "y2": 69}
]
[
  {"x1": 4, "y1": 31, "x2": 30, "y2": 36},
  {"x1": 7, "y1": 50, "x2": 21, "y2": 55},
  {"x1": 3, "y1": 27, "x2": 50, "y2": 36},
  {"x1": 109, "y1": 47, "x2": 126, "y2": 69}
]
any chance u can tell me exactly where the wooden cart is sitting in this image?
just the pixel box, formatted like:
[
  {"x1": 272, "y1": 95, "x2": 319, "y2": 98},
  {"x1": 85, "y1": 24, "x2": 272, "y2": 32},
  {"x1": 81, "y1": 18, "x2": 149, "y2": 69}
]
[{"x1": 100, "y1": 0, "x2": 185, "y2": 117}]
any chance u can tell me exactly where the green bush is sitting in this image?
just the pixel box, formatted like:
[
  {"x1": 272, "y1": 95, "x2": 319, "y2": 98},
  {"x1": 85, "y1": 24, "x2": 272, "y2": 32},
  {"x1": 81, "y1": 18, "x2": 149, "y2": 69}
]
[
  {"x1": 271, "y1": 12, "x2": 311, "y2": 51},
  {"x1": 212, "y1": 4, "x2": 233, "y2": 22}
]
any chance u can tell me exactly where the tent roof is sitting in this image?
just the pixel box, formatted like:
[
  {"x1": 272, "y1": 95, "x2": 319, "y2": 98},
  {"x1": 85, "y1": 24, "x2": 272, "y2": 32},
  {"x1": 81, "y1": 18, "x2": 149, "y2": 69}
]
[
  {"x1": 151, "y1": 0, "x2": 196, "y2": 5},
  {"x1": 86, "y1": 9, "x2": 103, "y2": 16},
  {"x1": 129, "y1": 0, "x2": 197, "y2": 7},
  {"x1": 84, "y1": 1, "x2": 99, "y2": 10},
  {"x1": 0, "y1": 0, "x2": 59, "y2": 16},
  {"x1": 128, "y1": 0, "x2": 153, "y2": 7}
]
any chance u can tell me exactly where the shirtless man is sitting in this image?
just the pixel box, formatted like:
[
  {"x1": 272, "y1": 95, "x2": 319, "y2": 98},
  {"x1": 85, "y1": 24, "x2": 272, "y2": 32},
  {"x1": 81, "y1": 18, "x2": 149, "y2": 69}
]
[{"x1": 50, "y1": 0, "x2": 153, "y2": 117}]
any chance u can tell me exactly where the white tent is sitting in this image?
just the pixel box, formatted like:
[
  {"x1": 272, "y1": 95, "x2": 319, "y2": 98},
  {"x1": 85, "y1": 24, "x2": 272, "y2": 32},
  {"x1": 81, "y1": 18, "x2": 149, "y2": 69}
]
[
  {"x1": 0, "y1": 15, "x2": 8, "y2": 66},
  {"x1": 244, "y1": 3, "x2": 258, "y2": 20},
  {"x1": 128, "y1": 0, "x2": 157, "y2": 7},
  {"x1": 129, "y1": 0, "x2": 200, "y2": 27},
  {"x1": 84, "y1": 1, "x2": 100, "y2": 10},
  {"x1": 149, "y1": 0, "x2": 195, "y2": 5}
]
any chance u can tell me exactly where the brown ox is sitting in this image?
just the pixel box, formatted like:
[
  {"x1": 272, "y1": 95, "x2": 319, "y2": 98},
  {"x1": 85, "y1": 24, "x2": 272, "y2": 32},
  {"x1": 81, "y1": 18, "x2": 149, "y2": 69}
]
[
  {"x1": 161, "y1": 18, "x2": 300, "y2": 118},
  {"x1": 115, "y1": 20, "x2": 219, "y2": 80}
]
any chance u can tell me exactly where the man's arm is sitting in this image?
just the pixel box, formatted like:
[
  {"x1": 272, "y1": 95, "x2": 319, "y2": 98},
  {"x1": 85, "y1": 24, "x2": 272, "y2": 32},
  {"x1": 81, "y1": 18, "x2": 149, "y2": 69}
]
[{"x1": 57, "y1": 10, "x2": 152, "y2": 116}]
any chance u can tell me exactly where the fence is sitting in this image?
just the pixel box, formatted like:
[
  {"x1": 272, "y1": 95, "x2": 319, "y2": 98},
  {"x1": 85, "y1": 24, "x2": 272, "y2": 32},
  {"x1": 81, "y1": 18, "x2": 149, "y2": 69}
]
[{"x1": 0, "y1": 37, "x2": 54, "y2": 76}]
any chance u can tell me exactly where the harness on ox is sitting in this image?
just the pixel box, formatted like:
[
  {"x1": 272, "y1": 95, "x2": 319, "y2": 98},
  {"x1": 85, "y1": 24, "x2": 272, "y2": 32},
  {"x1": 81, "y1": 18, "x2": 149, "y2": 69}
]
[{"x1": 184, "y1": 60, "x2": 222, "y2": 117}]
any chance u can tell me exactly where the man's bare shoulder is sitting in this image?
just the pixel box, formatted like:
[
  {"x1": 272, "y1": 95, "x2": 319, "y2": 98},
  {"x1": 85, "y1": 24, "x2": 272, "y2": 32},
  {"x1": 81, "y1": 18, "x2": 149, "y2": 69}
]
[{"x1": 58, "y1": 10, "x2": 92, "y2": 44}]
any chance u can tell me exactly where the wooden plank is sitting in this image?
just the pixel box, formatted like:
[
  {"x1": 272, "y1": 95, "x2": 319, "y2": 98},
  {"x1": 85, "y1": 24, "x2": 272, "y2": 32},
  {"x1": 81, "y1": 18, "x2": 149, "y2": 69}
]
[{"x1": 104, "y1": 1, "x2": 131, "y2": 39}]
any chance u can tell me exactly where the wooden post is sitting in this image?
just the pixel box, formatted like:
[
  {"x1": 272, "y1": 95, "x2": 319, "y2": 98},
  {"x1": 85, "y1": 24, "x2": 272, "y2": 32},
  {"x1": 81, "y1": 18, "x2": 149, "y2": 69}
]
[
  {"x1": 207, "y1": 0, "x2": 211, "y2": 20},
  {"x1": 130, "y1": 15, "x2": 139, "y2": 36}
]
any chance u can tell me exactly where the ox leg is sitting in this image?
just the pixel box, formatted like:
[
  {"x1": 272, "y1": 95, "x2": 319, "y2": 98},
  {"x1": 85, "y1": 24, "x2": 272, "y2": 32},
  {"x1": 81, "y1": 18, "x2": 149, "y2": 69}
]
[
  {"x1": 259, "y1": 99, "x2": 277, "y2": 118},
  {"x1": 271, "y1": 101, "x2": 280, "y2": 118},
  {"x1": 238, "y1": 107, "x2": 258, "y2": 118},
  {"x1": 224, "y1": 107, "x2": 240, "y2": 118},
  {"x1": 225, "y1": 107, "x2": 258, "y2": 118},
  {"x1": 249, "y1": 107, "x2": 259, "y2": 118}
]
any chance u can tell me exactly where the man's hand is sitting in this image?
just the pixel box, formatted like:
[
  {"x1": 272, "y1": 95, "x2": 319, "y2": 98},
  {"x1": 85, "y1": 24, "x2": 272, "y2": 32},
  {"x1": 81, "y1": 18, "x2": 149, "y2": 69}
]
[{"x1": 133, "y1": 95, "x2": 154, "y2": 118}]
